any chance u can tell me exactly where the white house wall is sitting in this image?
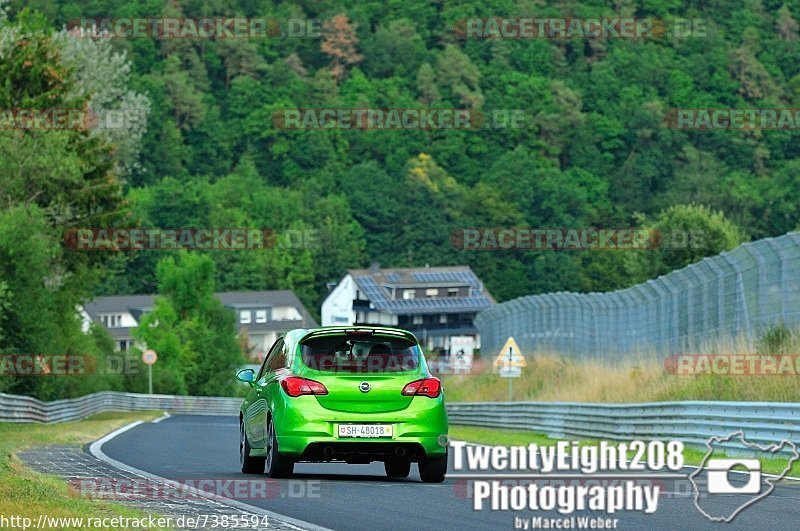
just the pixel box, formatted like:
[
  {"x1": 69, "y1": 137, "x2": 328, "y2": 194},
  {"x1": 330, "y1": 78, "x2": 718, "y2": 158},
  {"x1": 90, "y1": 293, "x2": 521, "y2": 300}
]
[{"x1": 321, "y1": 274, "x2": 356, "y2": 326}]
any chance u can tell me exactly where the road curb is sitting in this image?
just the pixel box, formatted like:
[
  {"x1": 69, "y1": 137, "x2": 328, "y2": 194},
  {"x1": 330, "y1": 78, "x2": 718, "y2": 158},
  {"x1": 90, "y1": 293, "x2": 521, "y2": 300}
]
[{"x1": 89, "y1": 420, "x2": 332, "y2": 531}]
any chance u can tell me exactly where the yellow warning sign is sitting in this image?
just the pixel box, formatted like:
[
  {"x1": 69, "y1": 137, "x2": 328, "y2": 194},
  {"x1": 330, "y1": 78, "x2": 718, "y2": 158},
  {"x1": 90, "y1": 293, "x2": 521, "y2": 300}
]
[{"x1": 493, "y1": 337, "x2": 527, "y2": 368}]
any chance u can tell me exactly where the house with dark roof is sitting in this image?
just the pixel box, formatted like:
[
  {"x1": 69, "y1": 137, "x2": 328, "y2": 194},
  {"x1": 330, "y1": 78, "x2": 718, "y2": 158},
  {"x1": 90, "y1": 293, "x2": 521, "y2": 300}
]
[
  {"x1": 80, "y1": 290, "x2": 317, "y2": 362},
  {"x1": 321, "y1": 264, "x2": 495, "y2": 352}
]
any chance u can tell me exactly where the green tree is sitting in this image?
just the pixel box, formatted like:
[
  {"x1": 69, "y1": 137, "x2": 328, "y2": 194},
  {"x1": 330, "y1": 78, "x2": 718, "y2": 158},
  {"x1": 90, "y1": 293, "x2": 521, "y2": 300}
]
[
  {"x1": 627, "y1": 205, "x2": 745, "y2": 283},
  {"x1": 435, "y1": 45, "x2": 484, "y2": 109},
  {"x1": 0, "y1": 206, "x2": 123, "y2": 399},
  {"x1": 363, "y1": 19, "x2": 426, "y2": 79},
  {"x1": 0, "y1": 9, "x2": 139, "y2": 399},
  {"x1": 416, "y1": 63, "x2": 440, "y2": 105},
  {"x1": 133, "y1": 253, "x2": 243, "y2": 396}
]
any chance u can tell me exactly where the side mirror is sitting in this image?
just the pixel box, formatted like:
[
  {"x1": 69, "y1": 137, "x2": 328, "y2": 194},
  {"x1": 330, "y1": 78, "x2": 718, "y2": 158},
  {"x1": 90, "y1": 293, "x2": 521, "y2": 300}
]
[{"x1": 236, "y1": 369, "x2": 256, "y2": 386}]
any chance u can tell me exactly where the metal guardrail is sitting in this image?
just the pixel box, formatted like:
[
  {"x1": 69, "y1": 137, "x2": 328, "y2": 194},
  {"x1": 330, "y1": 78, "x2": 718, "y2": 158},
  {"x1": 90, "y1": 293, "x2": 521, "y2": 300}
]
[
  {"x1": 3, "y1": 391, "x2": 797, "y2": 454},
  {"x1": 0, "y1": 391, "x2": 241, "y2": 423},
  {"x1": 447, "y1": 401, "x2": 800, "y2": 454}
]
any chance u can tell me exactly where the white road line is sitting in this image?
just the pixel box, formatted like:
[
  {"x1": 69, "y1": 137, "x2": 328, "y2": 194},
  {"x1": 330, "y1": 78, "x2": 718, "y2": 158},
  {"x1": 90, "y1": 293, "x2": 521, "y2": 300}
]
[
  {"x1": 151, "y1": 412, "x2": 170, "y2": 423},
  {"x1": 88, "y1": 420, "x2": 332, "y2": 531}
]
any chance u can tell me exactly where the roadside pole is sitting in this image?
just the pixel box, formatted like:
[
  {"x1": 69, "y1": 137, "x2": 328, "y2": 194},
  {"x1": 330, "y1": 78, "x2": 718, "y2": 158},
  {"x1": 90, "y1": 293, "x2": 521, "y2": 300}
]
[
  {"x1": 508, "y1": 347, "x2": 513, "y2": 400},
  {"x1": 142, "y1": 349, "x2": 158, "y2": 395},
  {"x1": 495, "y1": 337, "x2": 525, "y2": 401}
]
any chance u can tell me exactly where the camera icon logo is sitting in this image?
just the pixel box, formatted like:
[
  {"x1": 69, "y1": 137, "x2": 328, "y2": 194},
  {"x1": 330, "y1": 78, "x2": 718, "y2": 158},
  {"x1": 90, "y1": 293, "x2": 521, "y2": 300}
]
[
  {"x1": 689, "y1": 431, "x2": 799, "y2": 522},
  {"x1": 706, "y1": 459, "x2": 761, "y2": 494}
]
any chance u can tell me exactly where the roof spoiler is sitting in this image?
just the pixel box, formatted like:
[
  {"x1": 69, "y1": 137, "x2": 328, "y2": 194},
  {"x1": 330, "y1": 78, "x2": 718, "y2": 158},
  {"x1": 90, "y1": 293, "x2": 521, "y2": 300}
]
[{"x1": 300, "y1": 327, "x2": 417, "y2": 343}]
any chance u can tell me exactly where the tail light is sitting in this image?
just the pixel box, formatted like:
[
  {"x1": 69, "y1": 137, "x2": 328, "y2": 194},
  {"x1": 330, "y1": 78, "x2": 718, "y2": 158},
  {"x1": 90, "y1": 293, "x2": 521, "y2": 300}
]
[
  {"x1": 280, "y1": 376, "x2": 328, "y2": 397},
  {"x1": 401, "y1": 377, "x2": 441, "y2": 398}
]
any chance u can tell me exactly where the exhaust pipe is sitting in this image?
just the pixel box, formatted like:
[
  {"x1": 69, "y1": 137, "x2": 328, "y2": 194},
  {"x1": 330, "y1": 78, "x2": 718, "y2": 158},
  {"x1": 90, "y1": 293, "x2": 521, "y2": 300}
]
[
  {"x1": 394, "y1": 447, "x2": 406, "y2": 457},
  {"x1": 323, "y1": 446, "x2": 334, "y2": 457}
]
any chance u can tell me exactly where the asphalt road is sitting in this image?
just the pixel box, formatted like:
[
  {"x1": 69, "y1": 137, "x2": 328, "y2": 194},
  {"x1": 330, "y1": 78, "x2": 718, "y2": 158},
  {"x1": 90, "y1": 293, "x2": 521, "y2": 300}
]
[{"x1": 101, "y1": 415, "x2": 800, "y2": 531}]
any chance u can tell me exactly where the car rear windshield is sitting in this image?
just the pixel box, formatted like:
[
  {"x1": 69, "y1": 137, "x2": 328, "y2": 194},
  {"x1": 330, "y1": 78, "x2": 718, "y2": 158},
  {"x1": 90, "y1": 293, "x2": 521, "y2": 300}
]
[{"x1": 300, "y1": 334, "x2": 420, "y2": 373}]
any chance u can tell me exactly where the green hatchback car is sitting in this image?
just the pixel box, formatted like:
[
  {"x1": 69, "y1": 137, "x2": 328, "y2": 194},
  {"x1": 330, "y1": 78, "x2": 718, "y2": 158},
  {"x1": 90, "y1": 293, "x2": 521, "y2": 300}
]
[{"x1": 236, "y1": 326, "x2": 449, "y2": 482}]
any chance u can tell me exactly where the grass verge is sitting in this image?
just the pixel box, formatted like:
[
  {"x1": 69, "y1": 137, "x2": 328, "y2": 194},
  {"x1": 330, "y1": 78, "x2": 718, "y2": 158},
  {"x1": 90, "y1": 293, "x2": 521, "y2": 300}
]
[
  {"x1": 440, "y1": 333, "x2": 800, "y2": 402},
  {"x1": 441, "y1": 355, "x2": 800, "y2": 403},
  {"x1": 449, "y1": 425, "x2": 800, "y2": 477},
  {"x1": 0, "y1": 411, "x2": 168, "y2": 529}
]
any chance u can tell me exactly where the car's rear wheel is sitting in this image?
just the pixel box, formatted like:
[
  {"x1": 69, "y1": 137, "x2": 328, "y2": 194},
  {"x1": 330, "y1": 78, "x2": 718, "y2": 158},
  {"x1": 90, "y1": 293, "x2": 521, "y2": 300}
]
[
  {"x1": 240, "y1": 421, "x2": 265, "y2": 474},
  {"x1": 419, "y1": 452, "x2": 447, "y2": 483},
  {"x1": 265, "y1": 417, "x2": 294, "y2": 478},
  {"x1": 384, "y1": 460, "x2": 411, "y2": 478}
]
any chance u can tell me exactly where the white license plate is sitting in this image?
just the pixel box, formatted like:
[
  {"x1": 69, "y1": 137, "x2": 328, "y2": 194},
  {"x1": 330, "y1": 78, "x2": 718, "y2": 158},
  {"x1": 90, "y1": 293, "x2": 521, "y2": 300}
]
[{"x1": 337, "y1": 424, "x2": 393, "y2": 438}]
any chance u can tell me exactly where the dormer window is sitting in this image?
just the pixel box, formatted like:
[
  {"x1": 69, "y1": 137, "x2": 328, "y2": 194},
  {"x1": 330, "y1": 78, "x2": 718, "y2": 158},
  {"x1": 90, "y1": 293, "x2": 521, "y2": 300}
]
[
  {"x1": 240, "y1": 310, "x2": 251, "y2": 324},
  {"x1": 100, "y1": 314, "x2": 124, "y2": 328},
  {"x1": 425, "y1": 288, "x2": 438, "y2": 297},
  {"x1": 255, "y1": 310, "x2": 267, "y2": 323}
]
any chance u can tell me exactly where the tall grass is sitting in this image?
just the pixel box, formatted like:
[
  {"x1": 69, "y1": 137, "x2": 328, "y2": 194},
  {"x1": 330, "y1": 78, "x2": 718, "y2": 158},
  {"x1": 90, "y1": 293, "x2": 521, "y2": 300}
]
[{"x1": 441, "y1": 329, "x2": 800, "y2": 403}]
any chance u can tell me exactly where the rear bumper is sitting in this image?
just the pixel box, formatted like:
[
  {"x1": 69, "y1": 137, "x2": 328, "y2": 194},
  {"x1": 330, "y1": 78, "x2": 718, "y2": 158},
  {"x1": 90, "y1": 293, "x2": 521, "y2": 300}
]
[
  {"x1": 297, "y1": 441, "x2": 428, "y2": 462},
  {"x1": 273, "y1": 395, "x2": 448, "y2": 460}
]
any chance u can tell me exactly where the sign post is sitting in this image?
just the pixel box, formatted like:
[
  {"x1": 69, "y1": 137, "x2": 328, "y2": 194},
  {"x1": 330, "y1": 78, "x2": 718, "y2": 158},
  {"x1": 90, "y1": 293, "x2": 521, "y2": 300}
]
[
  {"x1": 494, "y1": 337, "x2": 526, "y2": 401},
  {"x1": 142, "y1": 349, "x2": 158, "y2": 395}
]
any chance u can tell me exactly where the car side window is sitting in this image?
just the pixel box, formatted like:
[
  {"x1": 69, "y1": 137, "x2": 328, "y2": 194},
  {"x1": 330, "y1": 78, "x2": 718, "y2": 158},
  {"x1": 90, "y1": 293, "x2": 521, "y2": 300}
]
[
  {"x1": 258, "y1": 338, "x2": 284, "y2": 380},
  {"x1": 269, "y1": 340, "x2": 287, "y2": 372}
]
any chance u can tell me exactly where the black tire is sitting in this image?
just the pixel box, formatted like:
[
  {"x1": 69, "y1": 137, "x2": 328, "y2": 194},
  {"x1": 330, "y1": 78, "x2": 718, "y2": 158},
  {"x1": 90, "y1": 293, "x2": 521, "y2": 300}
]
[
  {"x1": 419, "y1": 452, "x2": 447, "y2": 483},
  {"x1": 240, "y1": 421, "x2": 265, "y2": 474},
  {"x1": 265, "y1": 417, "x2": 294, "y2": 478},
  {"x1": 384, "y1": 460, "x2": 411, "y2": 478}
]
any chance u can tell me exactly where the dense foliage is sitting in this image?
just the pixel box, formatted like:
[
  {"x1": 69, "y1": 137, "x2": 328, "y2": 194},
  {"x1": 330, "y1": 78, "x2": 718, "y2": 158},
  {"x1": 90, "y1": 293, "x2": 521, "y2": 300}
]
[
  {"x1": 2, "y1": 0, "x2": 800, "y2": 397},
  {"x1": 13, "y1": 0, "x2": 800, "y2": 303}
]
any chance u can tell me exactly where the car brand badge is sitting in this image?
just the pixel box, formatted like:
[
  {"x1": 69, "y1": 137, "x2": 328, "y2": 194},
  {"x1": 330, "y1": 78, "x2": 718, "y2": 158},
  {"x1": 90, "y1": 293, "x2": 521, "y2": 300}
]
[{"x1": 359, "y1": 382, "x2": 371, "y2": 393}]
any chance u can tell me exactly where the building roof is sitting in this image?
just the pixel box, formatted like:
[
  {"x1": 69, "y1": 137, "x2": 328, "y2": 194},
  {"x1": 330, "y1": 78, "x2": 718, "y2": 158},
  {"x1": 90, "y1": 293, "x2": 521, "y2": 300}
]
[
  {"x1": 348, "y1": 265, "x2": 495, "y2": 315},
  {"x1": 83, "y1": 290, "x2": 318, "y2": 330}
]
